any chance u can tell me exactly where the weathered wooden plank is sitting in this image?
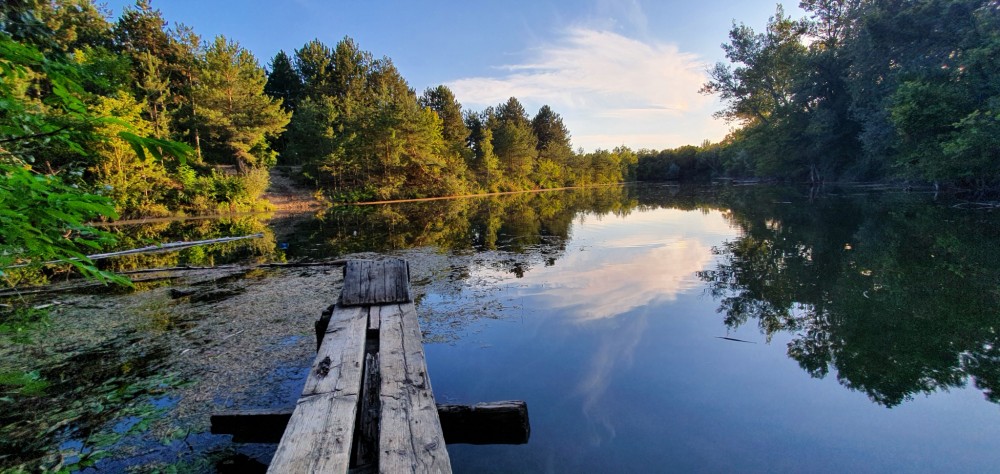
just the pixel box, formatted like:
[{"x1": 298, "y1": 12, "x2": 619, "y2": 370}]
[
  {"x1": 396, "y1": 262, "x2": 409, "y2": 303},
  {"x1": 375, "y1": 260, "x2": 388, "y2": 305},
  {"x1": 267, "y1": 393, "x2": 358, "y2": 473},
  {"x1": 268, "y1": 305, "x2": 368, "y2": 473},
  {"x1": 369, "y1": 306, "x2": 381, "y2": 332},
  {"x1": 340, "y1": 259, "x2": 411, "y2": 306},
  {"x1": 359, "y1": 261, "x2": 373, "y2": 306},
  {"x1": 379, "y1": 303, "x2": 451, "y2": 473},
  {"x1": 304, "y1": 305, "x2": 368, "y2": 396},
  {"x1": 340, "y1": 260, "x2": 361, "y2": 304}
]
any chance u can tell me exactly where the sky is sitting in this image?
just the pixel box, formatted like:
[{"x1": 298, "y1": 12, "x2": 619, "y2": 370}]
[{"x1": 101, "y1": 0, "x2": 804, "y2": 151}]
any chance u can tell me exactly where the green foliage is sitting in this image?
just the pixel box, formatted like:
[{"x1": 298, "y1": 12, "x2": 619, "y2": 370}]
[
  {"x1": 193, "y1": 36, "x2": 290, "y2": 170},
  {"x1": 700, "y1": 0, "x2": 1000, "y2": 189},
  {"x1": 0, "y1": 306, "x2": 50, "y2": 344},
  {"x1": 0, "y1": 163, "x2": 127, "y2": 285},
  {"x1": 420, "y1": 85, "x2": 469, "y2": 147},
  {"x1": 701, "y1": 5, "x2": 807, "y2": 127},
  {"x1": 531, "y1": 105, "x2": 573, "y2": 169},
  {"x1": 265, "y1": 50, "x2": 301, "y2": 112},
  {"x1": 272, "y1": 35, "x2": 633, "y2": 201}
]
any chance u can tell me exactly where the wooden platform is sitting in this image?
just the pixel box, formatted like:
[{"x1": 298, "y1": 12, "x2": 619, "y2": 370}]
[{"x1": 268, "y1": 258, "x2": 452, "y2": 473}]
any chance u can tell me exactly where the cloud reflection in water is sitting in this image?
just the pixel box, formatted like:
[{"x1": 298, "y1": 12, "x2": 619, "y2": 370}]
[
  {"x1": 499, "y1": 208, "x2": 732, "y2": 321},
  {"x1": 472, "y1": 207, "x2": 735, "y2": 445}
]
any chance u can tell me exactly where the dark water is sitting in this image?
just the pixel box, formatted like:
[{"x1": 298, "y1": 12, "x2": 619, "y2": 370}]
[{"x1": 3, "y1": 184, "x2": 1000, "y2": 472}]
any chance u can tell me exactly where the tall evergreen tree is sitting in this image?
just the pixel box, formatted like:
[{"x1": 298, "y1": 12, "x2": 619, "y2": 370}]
[
  {"x1": 420, "y1": 85, "x2": 469, "y2": 146},
  {"x1": 531, "y1": 105, "x2": 573, "y2": 187},
  {"x1": 330, "y1": 37, "x2": 373, "y2": 105},
  {"x1": 496, "y1": 96, "x2": 530, "y2": 127},
  {"x1": 36, "y1": 0, "x2": 114, "y2": 52},
  {"x1": 192, "y1": 35, "x2": 291, "y2": 170},
  {"x1": 265, "y1": 50, "x2": 301, "y2": 111},
  {"x1": 531, "y1": 105, "x2": 573, "y2": 163},
  {"x1": 294, "y1": 39, "x2": 334, "y2": 101},
  {"x1": 492, "y1": 97, "x2": 537, "y2": 187},
  {"x1": 113, "y1": 0, "x2": 199, "y2": 142}
]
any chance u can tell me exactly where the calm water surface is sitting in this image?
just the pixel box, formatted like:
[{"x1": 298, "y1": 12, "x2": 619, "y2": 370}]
[{"x1": 2, "y1": 184, "x2": 1000, "y2": 472}]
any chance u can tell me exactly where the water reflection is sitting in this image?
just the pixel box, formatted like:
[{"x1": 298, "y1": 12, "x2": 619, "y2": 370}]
[
  {"x1": 574, "y1": 314, "x2": 648, "y2": 445},
  {"x1": 698, "y1": 189, "x2": 1000, "y2": 407},
  {"x1": 276, "y1": 187, "x2": 637, "y2": 262},
  {"x1": 505, "y1": 209, "x2": 729, "y2": 320}
]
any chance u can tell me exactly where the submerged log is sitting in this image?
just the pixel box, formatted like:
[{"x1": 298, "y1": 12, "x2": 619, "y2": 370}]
[{"x1": 210, "y1": 401, "x2": 530, "y2": 445}]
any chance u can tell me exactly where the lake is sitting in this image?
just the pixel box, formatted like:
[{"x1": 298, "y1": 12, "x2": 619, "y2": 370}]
[{"x1": 2, "y1": 184, "x2": 1000, "y2": 472}]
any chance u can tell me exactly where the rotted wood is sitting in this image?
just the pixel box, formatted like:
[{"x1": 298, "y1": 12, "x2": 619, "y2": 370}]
[{"x1": 351, "y1": 342, "x2": 381, "y2": 469}]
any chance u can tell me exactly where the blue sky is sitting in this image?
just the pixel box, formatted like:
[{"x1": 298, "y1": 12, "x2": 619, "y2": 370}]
[{"x1": 102, "y1": 0, "x2": 803, "y2": 151}]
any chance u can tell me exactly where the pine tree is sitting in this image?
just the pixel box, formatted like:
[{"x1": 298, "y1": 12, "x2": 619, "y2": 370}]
[
  {"x1": 265, "y1": 50, "x2": 302, "y2": 111},
  {"x1": 420, "y1": 85, "x2": 469, "y2": 146},
  {"x1": 192, "y1": 35, "x2": 291, "y2": 170},
  {"x1": 293, "y1": 39, "x2": 333, "y2": 101},
  {"x1": 492, "y1": 97, "x2": 537, "y2": 188},
  {"x1": 532, "y1": 105, "x2": 573, "y2": 163}
]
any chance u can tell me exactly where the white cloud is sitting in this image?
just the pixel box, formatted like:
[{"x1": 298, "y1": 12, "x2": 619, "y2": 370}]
[{"x1": 447, "y1": 27, "x2": 729, "y2": 151}]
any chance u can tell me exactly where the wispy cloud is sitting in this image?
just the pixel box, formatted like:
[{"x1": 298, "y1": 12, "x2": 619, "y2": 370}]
[{"x1": 448, "y1": 27, "x2": 730, "y2": 151}]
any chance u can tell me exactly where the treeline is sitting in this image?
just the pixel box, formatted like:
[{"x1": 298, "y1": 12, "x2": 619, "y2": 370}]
[
  {"x1": 0, "y1": 0, "x2": 636, "y2": 285},
  {"x1": 264, "y1": 38, "x2": 635, "y2": 201},
  {"x1": 634, "y1": 142, "x2": 726, "y2": 182},
  {"x1": 1, "y1": 0, "x2": 290, "y2": 218},
  {"x1": 686, "y1": 0, "x2": 1000, "y2": 189}
]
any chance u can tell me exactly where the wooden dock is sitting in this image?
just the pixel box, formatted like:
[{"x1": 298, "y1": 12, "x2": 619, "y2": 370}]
[{"x1": 268, "y1": 259, "x2": 451, "y2": 473}]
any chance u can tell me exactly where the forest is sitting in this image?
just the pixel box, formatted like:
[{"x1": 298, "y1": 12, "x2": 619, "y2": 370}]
[
  {"x1": 269, "y1": 40, "x2": 637, "y2": 201},
  {"x1": 651, "y1": 0, "x2": 1000, "y2": 189}
]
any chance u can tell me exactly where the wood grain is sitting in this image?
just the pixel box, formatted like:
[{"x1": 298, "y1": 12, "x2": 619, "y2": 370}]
[
  {"x1": 267, "y1": 305, "x2": 367, "y2": 473},
  {"x1": 339, "y1": 259, "x2": 411, "y2": 306},
  {"x1": 378, "y1": 303, "x2": 451, "y2": 473}
]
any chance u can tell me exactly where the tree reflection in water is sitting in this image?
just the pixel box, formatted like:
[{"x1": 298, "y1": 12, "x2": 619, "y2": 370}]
[{"x1": 698, "y1": 188, "x2": 1000, "y2": 407}]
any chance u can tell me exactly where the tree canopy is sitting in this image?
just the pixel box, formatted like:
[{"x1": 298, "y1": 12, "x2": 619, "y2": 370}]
[{"x1": 684, "y1": 0, "x2": 1000, "y2": 190}]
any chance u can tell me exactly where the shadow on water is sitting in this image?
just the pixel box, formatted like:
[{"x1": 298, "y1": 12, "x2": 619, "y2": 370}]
[{"x1": 2, "y1": 184, "x2": 1000, "y2": 471}]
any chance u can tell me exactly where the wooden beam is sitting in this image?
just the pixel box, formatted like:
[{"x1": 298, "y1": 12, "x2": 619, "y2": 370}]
[
  {"x1": 211, "y1": 401, "x2": 531, "y2": 445},
  {"x1": 368, "y1": 306, "x2": 381, "y2": 332},
  {"x1": 437, "y1": 401, "x2": 530, "y2": 445},
  {"x1": 267, "y1": 305, "x2": 368, "y2": 473},
  {"x1": 210, "y1": 409, "x2": 294, "y2": 443},
  {"x1": 378, "y1": 303, "x2": 452, "y2": 472},
  {"x1": 339, "y1": 259, "x2": 411, "y2": 306}
]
